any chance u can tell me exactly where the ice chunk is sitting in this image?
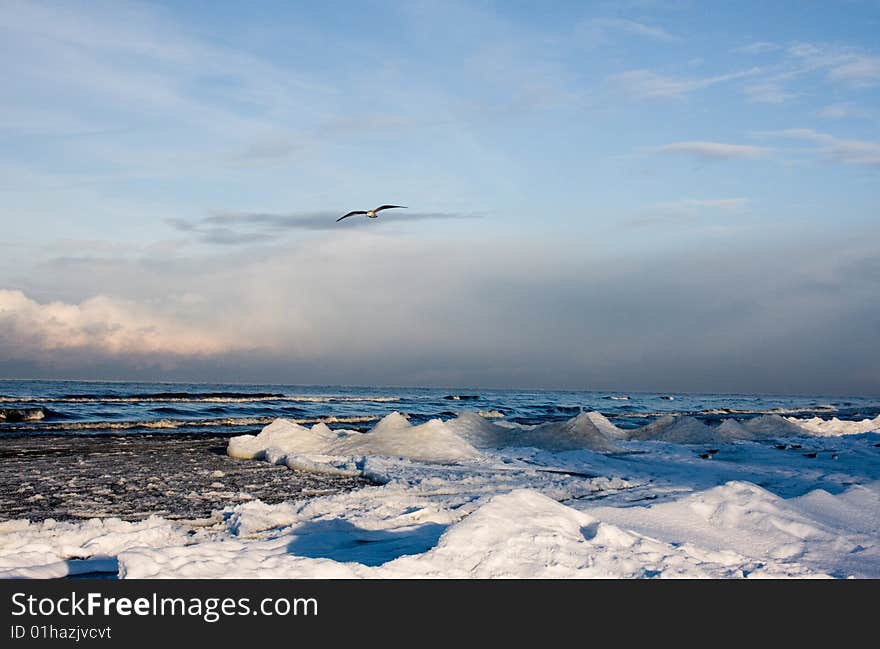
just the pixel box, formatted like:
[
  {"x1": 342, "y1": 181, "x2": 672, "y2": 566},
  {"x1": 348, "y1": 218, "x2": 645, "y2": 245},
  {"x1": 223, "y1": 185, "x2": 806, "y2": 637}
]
[
  {"x1": 786, "y1": 415, "x2": 880, "y2": 436},
  {"x1": 229, "y1": 413, "x2": 481, "y2": 464}
]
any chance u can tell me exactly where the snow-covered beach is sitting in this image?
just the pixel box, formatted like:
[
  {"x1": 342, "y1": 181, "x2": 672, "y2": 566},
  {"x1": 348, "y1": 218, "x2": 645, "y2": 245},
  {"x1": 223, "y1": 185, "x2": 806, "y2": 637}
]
[{"x1": 3, "y1": 408, "x2": 878, "y2": 579}]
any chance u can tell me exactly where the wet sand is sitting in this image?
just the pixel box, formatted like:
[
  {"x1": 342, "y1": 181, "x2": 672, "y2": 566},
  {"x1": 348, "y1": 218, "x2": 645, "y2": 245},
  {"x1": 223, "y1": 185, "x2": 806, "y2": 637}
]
[{"x1": 0, "y1": 433, "x2": 371, "y2": 522}]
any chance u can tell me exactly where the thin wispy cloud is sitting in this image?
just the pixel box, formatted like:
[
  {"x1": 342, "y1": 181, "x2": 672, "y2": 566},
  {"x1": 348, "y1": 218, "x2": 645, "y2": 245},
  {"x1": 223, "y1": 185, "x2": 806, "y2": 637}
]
[
  {"x1": 744, "y1": 82, "x2": 798, "y2": 104},
  {"x1": 786, "y1": 42, "x2": 880, "y2": 88},
  {"x1": 624, "y1": 197, "x2": 749, "y2": 228},
  {"x1": 826, "y1": 55, "x2": 880, "y2": 87},
  {"x1": 166, "y1": 210, "x2": 481, "y2": 244},
  {"x1": 682, "y1": 198, "x2": 750, "y2": 209},
  {"x1": 612, "y1": 68, "x2": 762, "y2": 98},
  {"x1": 818, "y1": 102, "x2": 871, "y2": 119},
  {"x1": 657, "y1": 141, "x2": 769, "y2": 160},
  {"x1": 726, "y1": 41, "x2": 880, "y2": 103},
  {"x1": 735, "y1": 42, "x2": 782, "y2": 55},
  {"x1": 765, "y1": 129, "x2": 880, "y2": 167},
  {"x1": 779, "y1": 42, "x2": 880, "y2": 88},
  {"x1": 590, "y1": 18, "x2": 679, "y2": 43}
]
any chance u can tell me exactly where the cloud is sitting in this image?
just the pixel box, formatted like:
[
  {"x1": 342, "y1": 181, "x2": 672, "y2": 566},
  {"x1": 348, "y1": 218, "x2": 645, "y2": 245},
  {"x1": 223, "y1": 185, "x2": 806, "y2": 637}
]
[
  {"x1": 657, "y1": 141, "x2": 769, "y2": 160},
  {"x1": 735, "y1": 42, "x2": 782, "y2": 55},
  {"x1": 4, "y1": 230, "x2": 879, "y2": 394},
  {"x1": 743, "y1": 82, "x2": 798, "y2": 104},
  {"x1": 818, "y1": 102, "x2": 871, "y2": 119},
  {"x1": 166, "y1": 210, "x2": 480, "y2": 244},
  {"x1": 624, "y1": 212, "x2": 698, "y2": 228},
  {"x1": 0, "y1": 289, "x2": 241, "y2": 360},
  {"x1": 786, "y1": 43, "x2": 880, "y2": 88},
  {"x1": 765, "y1": 129, "x2": 880, "y2": 167},
  {"x1": 682, "y1": 198, "x2": 750, "y2": 209},
  {"x1": 590, "y1": 18, "x2": 679, "y2": 43},
  {"x1": 825, "y1": 55, "x2": 880, "y2": 87},
  {"x1": 727, "y1": 41, "x2": 880, "y2": 107},
  {"x1": 611, "y1": 67, "x2": 761, "y2": 98},
  {"x1": 624, "y1": 197, "x2": 749, "y2": 228}
]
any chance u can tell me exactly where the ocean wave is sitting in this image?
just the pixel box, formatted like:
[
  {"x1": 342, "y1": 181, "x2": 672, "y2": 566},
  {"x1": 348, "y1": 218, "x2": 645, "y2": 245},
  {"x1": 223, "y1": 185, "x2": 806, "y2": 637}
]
[
  {"x1": 0, "y1": 393, "x2": 401, "y2": 404},
  {"x1": 444, "y1": 395, "x2": 479, "y2": 400},
  {"x1": 613, "y1": 404, "x2": 839, "y2": 418},
  {"x1": 0, "y1": 407, "x2": 50, "y2": 422},
  {"x1": 1, "y1": 415, "x2": 381, "y2": 432}
]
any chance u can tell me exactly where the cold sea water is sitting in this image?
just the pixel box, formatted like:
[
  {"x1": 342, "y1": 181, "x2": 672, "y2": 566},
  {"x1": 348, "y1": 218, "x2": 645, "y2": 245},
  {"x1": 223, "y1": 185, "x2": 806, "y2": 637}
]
[{"x1": 2, "y1": 379, "x2": 878, "y2": 437}]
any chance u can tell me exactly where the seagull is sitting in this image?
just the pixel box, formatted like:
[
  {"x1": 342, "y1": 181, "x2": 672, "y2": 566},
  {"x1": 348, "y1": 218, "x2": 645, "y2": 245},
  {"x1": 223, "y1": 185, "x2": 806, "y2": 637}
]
[{"x1": 336, "y1": 205, "x2": 407, "y2": 222}]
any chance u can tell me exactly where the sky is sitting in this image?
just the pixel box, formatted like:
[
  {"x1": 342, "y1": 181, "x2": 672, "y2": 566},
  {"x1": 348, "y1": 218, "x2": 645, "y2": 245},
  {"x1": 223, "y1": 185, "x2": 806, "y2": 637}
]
[{"x1": 1, "y1": 0, "x2": 878, "y2": 394}]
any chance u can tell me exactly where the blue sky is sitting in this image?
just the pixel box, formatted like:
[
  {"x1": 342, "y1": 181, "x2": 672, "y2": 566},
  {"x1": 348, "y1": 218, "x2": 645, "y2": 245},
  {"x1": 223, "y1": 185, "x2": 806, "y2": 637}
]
[{"x1": 1, "y1": 0, "x2": 878, "y2": 393}]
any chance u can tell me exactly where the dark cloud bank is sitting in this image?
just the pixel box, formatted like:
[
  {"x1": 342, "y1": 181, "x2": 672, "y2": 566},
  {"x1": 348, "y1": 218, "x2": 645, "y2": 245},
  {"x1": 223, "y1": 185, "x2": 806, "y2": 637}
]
[{"x1": 2, "y1": 230, "x2": 878, "y2": 396}]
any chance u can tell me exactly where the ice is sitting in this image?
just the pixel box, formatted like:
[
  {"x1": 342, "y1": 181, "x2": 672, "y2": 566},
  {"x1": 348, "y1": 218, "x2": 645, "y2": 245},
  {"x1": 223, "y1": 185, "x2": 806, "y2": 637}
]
[
  {"x1": 628, "y1": 415, "x2": 719, "y2": 444},
  {"x1": 510, "y1": 412, "x2": 625, "y2": 452},
  {"x1": 229, "y1": 413, "x2": 482, "y2": 463},
  {"x1": 788, "y1": 414, "x2": 880, "y2": 436},
  {"x1": 586, "y1": 481, "x2": 880, "y2": 578},
  {"x1": 742, "y1": 414, "x2": 807, "y2": 437},
  {"x1": 4, "y1": 408, "x2": 879, "y2": 579},
  {"x1": 0, "y1": 516, "x2": 191, "y2": 578},
  {"x1": 229, "y1": 411, "x2": 626, "y2": 466}
]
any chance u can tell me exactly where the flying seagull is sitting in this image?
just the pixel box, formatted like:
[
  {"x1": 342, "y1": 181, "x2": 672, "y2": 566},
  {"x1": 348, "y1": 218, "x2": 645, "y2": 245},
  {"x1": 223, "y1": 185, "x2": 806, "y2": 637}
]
[{"x1": 336, "y1": 205, "x2": 407, "y2": 222}]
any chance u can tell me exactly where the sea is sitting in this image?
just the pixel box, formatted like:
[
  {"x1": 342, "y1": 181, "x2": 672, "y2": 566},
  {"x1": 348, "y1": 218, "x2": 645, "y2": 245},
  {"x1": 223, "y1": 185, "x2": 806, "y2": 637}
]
[{"x1": 2, "y1": 379, "x2": 878, "y2": 437}]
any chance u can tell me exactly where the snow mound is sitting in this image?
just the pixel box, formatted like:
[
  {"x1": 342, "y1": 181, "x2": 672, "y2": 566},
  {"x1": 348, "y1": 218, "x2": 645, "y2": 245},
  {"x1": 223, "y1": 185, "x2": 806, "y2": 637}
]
[
  {"x1": 508, "y1": 412, "x2": 625, "y2": 452},
  {"x1": 629, "y1": 414, "x2": 810, "y2": 444},
  {"x1": 229, "y1": 411, "x2": 626, "y2": 472},
  {"x1": 742, "y1": 414, "x2": 806, "y2": 438},
  {"x1": 444, "y1": 411, "x2": 511, "y2": 448},
  {"x1": 450, "y1": 411, "x2": 624, "y2": 451},
  {"x1": 385, "y1": 488, "x2": 789, "y2": 578},
  {"x1": 629, "y1": 415, "x2": 719, "y2": 444},
  {"x1": 587, "y1": 481, "x2": 880, "y2": 578},
  {"x1": 580, "y1": 410, "x2": 628, "y2": 440},
  {"x1": 715, "y1": 418, "x2": 760, "y2": 440},
  {"x1": 385, "y1": 489, "x2": 604, "y2": 577},
  {"x1": 0, "y1": 516, "x2": 187, "y2": 579},
  {"x1": 787, "y1": 415, "x2": 880, "y2": 436},
  {"x1": 229, "y1": 413, "x2": 481, "y2": 464}
]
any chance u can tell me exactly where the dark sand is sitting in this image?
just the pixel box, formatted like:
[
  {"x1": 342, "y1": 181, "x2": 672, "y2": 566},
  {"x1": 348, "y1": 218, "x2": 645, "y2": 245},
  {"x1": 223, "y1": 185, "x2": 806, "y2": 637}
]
[{"x1": 0, "y1": 434, "x2": 371, "y2": 522}]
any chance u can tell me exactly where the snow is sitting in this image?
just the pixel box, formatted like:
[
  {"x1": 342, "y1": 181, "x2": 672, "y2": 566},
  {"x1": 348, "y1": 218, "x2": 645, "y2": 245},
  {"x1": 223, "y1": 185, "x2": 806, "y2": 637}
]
[
  {"x1": 229, "y1": 413, "x2": 481, "y2": 463},
  {"x1": 2, "y1": 411, "x2": 879, "y2": 579},
  {"x1": 0, "y1": 516, "x2": 189, "y2": 579},
  {"x1": 787, "y1": 414, "x2": 880, "y2": 436}
]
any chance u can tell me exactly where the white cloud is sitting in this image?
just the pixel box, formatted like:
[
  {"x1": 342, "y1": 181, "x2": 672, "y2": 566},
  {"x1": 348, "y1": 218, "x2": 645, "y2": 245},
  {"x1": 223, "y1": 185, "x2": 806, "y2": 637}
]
[
  {"x1": 765, "y1": 129, "x2": 880, "y2": 167},
  {"x1": 657, "y1": 141, "x2": 769, "y2": 159},
  {"x1": 744, "y1": 82, "x2": 798, "y2": 104},
  {"x1": 612, "y1": 68, "x2": 761, "y2": 98},
  {"x1": 591, "y1": 18, "x2": 678, "y2": 43},
  {"x1": 625, "y1": 197, "x2": 749, "y2": 228},
  {"x1": 818, "y1": 102, "x2": 871, "y2": 119},
  {"x1": 826, "y1": 55, "x2": 880, "y2": 87},
  {"x1": 786, "y1": 43, "x2": 880, "y2": 88},
  {"x1": 735, "y1": 42, "x2": 782, "y2": 55},
  {"x1": 682, "y1": 197, "x2": 750, "y2": 209},
  {"x1": 0, "y1": 289, "x2": 242, "y2": 358}
]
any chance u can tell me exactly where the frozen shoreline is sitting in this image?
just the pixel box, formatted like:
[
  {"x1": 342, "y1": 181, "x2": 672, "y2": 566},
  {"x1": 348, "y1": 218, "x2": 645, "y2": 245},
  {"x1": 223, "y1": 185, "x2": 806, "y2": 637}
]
[
  {"x1": 1, "y1": 411, "x2": 878, "y2": 579},
  {"x1": 0, "y1": 434, "x2": 370, "y2": 523}
]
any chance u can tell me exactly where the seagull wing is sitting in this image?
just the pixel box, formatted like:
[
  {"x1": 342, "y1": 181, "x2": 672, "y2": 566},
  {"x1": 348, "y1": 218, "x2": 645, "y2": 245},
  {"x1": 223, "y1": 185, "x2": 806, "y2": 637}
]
[
  {"x1": 337, "y1": 211, "x2": 367, "y2": 222},
  {"x1": 373, "y1": 205, "x2": 407, "y2": 213}
]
